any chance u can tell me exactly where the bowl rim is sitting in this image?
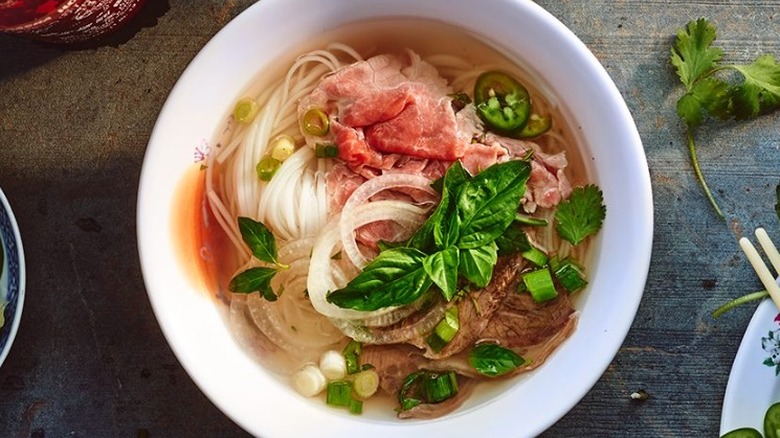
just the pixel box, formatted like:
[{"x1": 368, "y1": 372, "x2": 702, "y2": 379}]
[
  {"x1": 0, "y1": 187, "x2": 26, "y2": 368},
  {"x1": 137, "y1": 0, "x2": 653, "y2": 436}
]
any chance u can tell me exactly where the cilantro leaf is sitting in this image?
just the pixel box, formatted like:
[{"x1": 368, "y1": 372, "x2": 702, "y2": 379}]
[
  {"x1": 670, "y1": 18, "x2": 723, "y2": 90},
  {"x1": 555, "y1": 185, "x2": 606, "y2": 246},
  {"x1": 729, "y1": 54, "x2": 780, "y2": 120},
  {"x1": 676, "y1": 76, "x2": 731, "y2": 126}
]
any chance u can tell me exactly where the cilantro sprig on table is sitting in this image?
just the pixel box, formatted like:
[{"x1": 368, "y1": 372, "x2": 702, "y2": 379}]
[{"x1": 671, "y1": 18, "x2": 780, "y2": 219}]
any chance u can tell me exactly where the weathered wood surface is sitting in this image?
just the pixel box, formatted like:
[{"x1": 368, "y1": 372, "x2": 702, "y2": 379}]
[{"x1": 0, "y1": 1, "x2": 778, "y2": 436}]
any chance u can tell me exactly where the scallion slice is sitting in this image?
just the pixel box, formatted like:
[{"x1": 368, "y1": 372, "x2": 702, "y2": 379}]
[
  {"x1": 315, "y1": 143, "x2": 339, "y2": 158},
  {"x1": 233, "y1": 97, "x2": 259, "y2": 123},
  {"x1": 424, "y1": 371, "x2": 459, "y2": 403},
  {"x1": 256, "y1": 156, "x2": 281, "y2": 182},
  {"x1": 522, "y1": 246, "x2": 548, "y2": 267},
  {"x1": 514, "y1": 212, "x2": 549, "y2": 227},
  {"x1": 302, "y1": 107, "x2": 330, "y2": 136},
  {"x1": 521, "y1": 268, "x2": 558, "y2": 302},
  {"x1": 398, "y1": 370, "x2": 459, "y2": 411},
  {"x1": 552, "y1": 257, "x2": 588, "y2": 292},
  {"x1": 348, "y1": 399, "x2": 363, "y2": 415},
  {"x1": 326, "y1": 381, "x2": 353, "y2": 407},
  {"x1": 426, "y1": 306, "x2": 460, "y2": 352},
  {"x1": 342, "y1": 340, "x2": 362, "y2": 375}
]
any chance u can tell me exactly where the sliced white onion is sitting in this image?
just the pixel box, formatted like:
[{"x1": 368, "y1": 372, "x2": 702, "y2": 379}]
[
  {"x1": 331, "y1": 299, "x2": 450, "y2": 344},
  {"x1": 340, "y1": 201, "x2": 429, "y2": 269},
  {"x1": 307, "y1": 201, "x2": 429, "y2": 321},
  {"x1": 339, "y1": 173, "x2": 437, "y2": 268}
]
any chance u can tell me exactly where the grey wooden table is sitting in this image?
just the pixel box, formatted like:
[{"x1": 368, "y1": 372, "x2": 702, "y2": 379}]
[{"x1": 0, "y1": 1, "x2": 778, "y2": 436}]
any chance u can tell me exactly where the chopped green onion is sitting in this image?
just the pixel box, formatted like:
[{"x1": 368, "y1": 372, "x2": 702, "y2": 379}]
[
  {"x1": 256, "y1": 156, "x2": 281, "y2": 182},
  {"x1": 521, "y1": 268, "x2": 558, "y2": 303},
  {"x1": 398, "y1": 370, "x2": 459, "y2": 411},
  {"x1": 552, "y1": 257, "x2": 588, "y2": 292},
  {"x1": 427, "y1": 306, "x2": 460, "y2": 352},
  {"x1": 233, "y1": 97, "x2": 259, "y2": 123},
  {"x1": 342, "y1": 340, "x2": 362, "y2": 375},
  {"x1": 435, "y1": 306, "x2": 460, "y2": 342},
  {"x1": 522, "y1": 246, "x2": 548, "y2": 267},
  {"x1": 514, "y1": 213, "x2": 549, "y2": 227},
  {"x1": 424, "y1": 371, "x2": 459, "y2": 403},
  {"x1": 326, "y1": 381, "x2": 353, "y2": 407},
  {"x1": 352, "y1": 369, "x2": 379, "y2": 399},
  {"x1": 315, "y1": 143, "x2": 339, "y2": 158},
  {"x1": 348, "y1": 399, "x2": 363, "y2": 415},
  {"x1": 270, "y1": 134, "x2": 295, "y2": 161},
  {"x1": 302, "y1": 107, "x2": 330, "y2": 136}
]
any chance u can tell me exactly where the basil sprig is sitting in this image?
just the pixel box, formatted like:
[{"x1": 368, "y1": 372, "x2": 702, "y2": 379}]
[
  {"x1": 327, "y1": 160, "x2": 531, "y2": 311},
  {"x1": 228, "y1": 217, "x2": 288, "y2": 301},
  {"x1": 468, "y1": 343, "x2": 526, "y2": 377},
  {"x1": 326, "y1": 248, "x2": 433, "y2": 310}
]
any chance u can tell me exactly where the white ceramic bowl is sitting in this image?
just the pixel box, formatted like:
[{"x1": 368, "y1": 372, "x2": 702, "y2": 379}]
[
  {"x1": 138, "y1": 0, "x2": 653, "y2": 436},
  {"x1": 0, "y1": 188, "x2": 26, "y2": 368}
]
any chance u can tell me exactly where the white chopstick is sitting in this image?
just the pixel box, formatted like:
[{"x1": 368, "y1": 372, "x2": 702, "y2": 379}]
[{"x1": 739, "y1": 227, "x2": 780, "y2": 311}]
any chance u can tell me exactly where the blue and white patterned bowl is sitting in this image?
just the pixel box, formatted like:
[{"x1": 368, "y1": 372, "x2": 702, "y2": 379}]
[{"x1": 0, "y1": 188, "x2": 25, "y2": 367}]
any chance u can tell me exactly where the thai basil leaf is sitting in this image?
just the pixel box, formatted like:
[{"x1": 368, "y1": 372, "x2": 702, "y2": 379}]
[
  {"x1": 237, "y1": 217, "x2": 281, "y2": 265},
  {"x1": 495, "y1": 221, "x2": 532, "y2": 255},
  {"x1": 408, "y1": 161, "x2": 471, "y2": 252},
  {"x1": 326, "y1": 248, "x2": 433, "y2": 311},
  {"x1": 434, "y1": 161, "x2": 471, "y2": 248},
  {"x1": 229, "y1": 267, "x2": 279, "y2": 301},
  {"x1": 423, "y1": 247, "x2": 460, "y2": 301},
  {"x1": 459, "y1": 241, "x2": 498, "y2": 287},
  {"x1": 456, "y1": 160, "x2": 530, "y2": 249},
  {"x1": 468, "y1": 343, "x2": 526, "y2": 377}
]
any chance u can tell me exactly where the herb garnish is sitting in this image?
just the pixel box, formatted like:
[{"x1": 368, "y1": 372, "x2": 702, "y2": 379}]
[
  {"x1": 554, "y1": 184, "x2": 606, "y2": 246},
  {"x1": 468, "y1": 343, "x2": 526, "y2": 377},
  {"x1": 228, "y1": 217, "x2": 288, "y2": 301},
  {"x1": 398, "y1": 370, "x2": 459, "y2": 411},
  {"x1": 327, "y1": 160, "x2": 530, "y2": 310},
  {"x1": 671, "y1": 18, "x2": 780, "y2": 218}
]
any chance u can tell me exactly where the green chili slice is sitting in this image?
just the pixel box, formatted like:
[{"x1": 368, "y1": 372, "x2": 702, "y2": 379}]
[
  {"x1": 474, "y1": 71, "x2": 531, "y2": 134},
  {"x1": 517, "y1": 113, "x2": 552, "y2": 138},
  {"x1": 302, "y1": 107, "x2": 330, "y2": 136}
]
